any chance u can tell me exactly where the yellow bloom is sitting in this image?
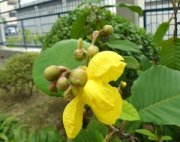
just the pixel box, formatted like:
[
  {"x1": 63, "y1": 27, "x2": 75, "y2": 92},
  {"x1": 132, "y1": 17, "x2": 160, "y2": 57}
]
[{"x1": 63, "y1": 51, "x2": 126, "y2": 139}]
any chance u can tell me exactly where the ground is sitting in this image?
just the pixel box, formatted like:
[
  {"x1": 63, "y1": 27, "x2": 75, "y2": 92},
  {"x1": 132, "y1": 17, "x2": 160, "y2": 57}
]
[
  {"x1": 0, "y1": 90, "x2": 67, "y2": 133},
  {"x1": 0, "y1": 53, "x2": 67, "y2": 133}
]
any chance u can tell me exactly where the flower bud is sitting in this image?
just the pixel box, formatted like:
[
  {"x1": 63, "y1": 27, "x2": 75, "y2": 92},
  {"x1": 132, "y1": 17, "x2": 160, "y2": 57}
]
[
  {"x1": 77, "y1": 38, "x2": 83, "y2": 49},
  {"x1": 48, "y1": 82, "x2": 58, "y2": 93},
  {"x1": 87, "y1": 45, "x2": 99, "y2": 58},
  {"x1": 103, "y1": 25, "x2": 114, "y2": 35},
  {"x1": 56, "y1": 77, "x2": 69, "y2": 91},
  {"x1": 120, "y1": 81, "x2": 127, "y2": 88},
  {"x1": 44, "y1": 65, "x2": 62, "y2": 81},
  {"x1": 74, "y1": 49, "x2": 85, "y2": 61},
  {"x1": 69, "y1": 68, "x2": 87, "y2": 87}
]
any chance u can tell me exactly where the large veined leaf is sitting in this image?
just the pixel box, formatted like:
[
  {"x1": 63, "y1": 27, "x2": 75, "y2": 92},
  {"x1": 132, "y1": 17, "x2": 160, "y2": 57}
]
[
  {"x1": 107, "y1": 40, "x2": 141, "y2": 53},
  {"x1": 120, "y1": 100, "x2": 140, "y2": 121},
  {"x1": 130, "y1": 65, "x2": 180, "y2": 126},
  {"x1": 153, "y1": 22, "x2": 170, "y2": 47},
  {"x1": 32, "y1": 39, "x2": 91, "y2": 96},
  {"x1": 73, "y1": 130, "x2": 104, "y2": 142},
  {"x1": 160, "y1": 38, "x2": 180, "y2": 71}
]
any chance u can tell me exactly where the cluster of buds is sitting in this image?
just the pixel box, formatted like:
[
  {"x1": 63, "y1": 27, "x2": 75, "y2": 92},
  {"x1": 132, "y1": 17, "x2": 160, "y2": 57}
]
[
  {"x1": 44, "y1": 25, "x2": 114, "y2": 98},
  {"x1": 44, "y1": 65, "x2": 87, "y2": 100},
  {"x1": 74, "y1": 25, "x2": 114, "y2": 61}
]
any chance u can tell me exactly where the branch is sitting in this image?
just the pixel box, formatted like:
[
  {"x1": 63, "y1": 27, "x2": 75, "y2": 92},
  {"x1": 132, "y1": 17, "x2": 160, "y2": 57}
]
[
  {"x1": 103, "y1": 126, "x2": 119, "y2": 142},
  {"x1": 89, "y1": 3, "x2": 103, "y2": 29}
]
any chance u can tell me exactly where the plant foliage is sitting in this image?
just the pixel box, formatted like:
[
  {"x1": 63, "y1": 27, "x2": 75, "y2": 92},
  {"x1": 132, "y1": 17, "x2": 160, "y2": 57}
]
[{"x1": 0, "y1": 52, "x2": 38, "y2": 96}]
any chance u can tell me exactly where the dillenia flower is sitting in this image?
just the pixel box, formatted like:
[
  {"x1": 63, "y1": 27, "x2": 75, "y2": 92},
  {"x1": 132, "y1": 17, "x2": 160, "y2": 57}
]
[{"x1": 63, "y1": 51, "x2": 126, "y2": 139}]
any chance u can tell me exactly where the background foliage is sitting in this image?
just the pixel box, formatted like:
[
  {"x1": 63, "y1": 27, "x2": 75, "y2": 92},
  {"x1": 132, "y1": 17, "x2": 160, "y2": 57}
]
[
  {"x1": 42, "y1": 8, "x2": 153, "y2": 54},
  {"x1": 0, "y1": 52, "x2": 38, "y2": 96}
]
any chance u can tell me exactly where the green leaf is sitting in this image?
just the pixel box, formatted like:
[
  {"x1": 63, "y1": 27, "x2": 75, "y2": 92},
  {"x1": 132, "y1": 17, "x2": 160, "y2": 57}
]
[
  {"x1": 107, "y1": 40, "x2": 141, "y2": 53},
  {"x1": 160, "y1": 38, "x2": 180, "y2": 71},
  {"x1": 27, "y1": 131, "x2": 37, "y2": 142},
  {"x1": 87, "y1": 117, "x2": 108, "y2": 137},
  {"x1": 73, "y1": 130, "x2": 104, "y2": 142},
  {"x1": 71, "y1": 12, "x2": 88, "y2": 39},
  {"x1": 123, "y1": 56, "x2": 140, "y2": 69},
  {"x1": 153, "y1": 22, "x2": 170, "y2": 47},
  {"x1": 140, "y1": 55, "x2": 151, "y2": 71},
  {"x1": 120, "y1": 100, "x2": 140, "y2": 121},
  {"x1": 13, "y1": 127, "x2": 27, "y2": 142},
  {"x1": 135, "y1": 129, "x2": 158, "y2": 140},
  {"x1": 32, "y1": 39, "x2": 91, "y2": 96},
  {"x1": 124, "y1": 121, "x2": 142, "y2": 133},
  {"x1": 38, "y1": 130, "x2": 48, "y2": 142},
  {"x1": 0, "y1": 133, "x2": 8, "y2": 141},
  {"x1": 46, "y1": 128, "x2": 64, "y2": 142},
  {"x1": 160, "y1": 136, "x2": 172, "y2": 141},
  {"x1": 130, "y1": 65, "x2": 180, "y2": 126},
  {"x1": 117, "y1": 3, "x2": 143, "y2": 16},
  {"x1": 111, "y1": 137, "x2": 122, "y2": 142}
]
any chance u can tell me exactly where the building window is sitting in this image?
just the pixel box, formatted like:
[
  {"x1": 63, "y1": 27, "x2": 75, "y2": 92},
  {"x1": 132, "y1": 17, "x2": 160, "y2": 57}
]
[{"x1": 9, "y1": 11, "x2": 16, "y2": 17}]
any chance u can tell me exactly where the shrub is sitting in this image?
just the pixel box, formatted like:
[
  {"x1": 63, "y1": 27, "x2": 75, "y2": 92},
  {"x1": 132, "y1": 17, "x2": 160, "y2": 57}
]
[
  {"x1": 0, "y1": 52, "x2": 39, "y2": 96},
  {"x1": 6, "y1": 36, "x2": 21, "y2": 47},
  {"x1": 42, "y1": 8, "x2": 154, "y2": 53}
]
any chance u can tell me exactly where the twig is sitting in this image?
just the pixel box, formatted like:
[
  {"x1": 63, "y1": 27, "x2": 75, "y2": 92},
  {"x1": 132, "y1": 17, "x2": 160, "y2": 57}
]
[
  {"x1": 171, "y1": 0, "x2": 179, "y2": 38},
  {"x1": 119, "y1": 121, "x2": 128, "y2": 132},
  {"x1": 89, "y1": 3, "x2": 103, "y2": 29},
  {"x1": 103, "y1": 126, "x2": 118, "y2": 142}
]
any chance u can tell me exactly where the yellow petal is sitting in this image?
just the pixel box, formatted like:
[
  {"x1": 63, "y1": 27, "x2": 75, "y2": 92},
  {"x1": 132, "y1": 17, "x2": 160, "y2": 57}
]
[
  {"x1": 87, "y1": 51, "x2": 126, "y2": 83},
  {"x1": 83, "y1": 80, "x2": 123, "y2": 125},
  {"x1": 63, "y1": 94, "x2": 84, "y2": 139}
]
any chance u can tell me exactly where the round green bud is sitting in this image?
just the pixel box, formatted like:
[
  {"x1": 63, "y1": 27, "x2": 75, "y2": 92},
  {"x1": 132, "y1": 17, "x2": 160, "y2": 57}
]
[
  {"x1": 44, "y1": 65, "x2": 62, "y2": 81},
  {"x1": 69, "y1": 68, "x2": 87, "y2": 87},
  {"x1": 87, "y1": 45, "x2": 99, "y2": 58},
  {"x1": 103, "y1": 25, "x2": 114, "y2": 35},
  {"x1": 74, "y1": 49, "x2": 85, "y2": 61},
  {"x1": 121, "y1": 81, "x2": 127, "y2": 88},
  {"x1": 56, "y1": 77, "x2": 69, "y2": 91},
  {"x1": 48, "y1": 82, "x2": 58, "y2": 93}
]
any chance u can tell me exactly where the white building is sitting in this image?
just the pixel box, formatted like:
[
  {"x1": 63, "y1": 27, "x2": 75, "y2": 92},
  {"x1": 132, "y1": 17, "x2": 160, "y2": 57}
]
[
  {"x1": 16, "y1": 0, "x2": 116, "y2": 34},
  {"x1": 0, "y1": 0, "x2": 178, "y2": 47},
  {"x1": 144, "y1": 0, "x2": 179, "y2": 38},
  {"x1": 0, "y1": 0, "x2": 18, "y2": 44}
]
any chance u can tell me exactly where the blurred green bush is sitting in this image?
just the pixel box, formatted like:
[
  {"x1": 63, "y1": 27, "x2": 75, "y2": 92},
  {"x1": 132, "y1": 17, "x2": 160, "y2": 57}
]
[
  {"x1": 42, "y1": 8, "x2": 153, "y2": 52},
  {"x1": 0, "y1": 52, "x2": 39, "y2": 96}
]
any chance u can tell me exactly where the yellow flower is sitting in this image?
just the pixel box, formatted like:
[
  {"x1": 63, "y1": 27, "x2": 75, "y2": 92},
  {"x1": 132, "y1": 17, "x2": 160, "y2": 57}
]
[{"x1": 63, "y1": 51, "x2": 126, "y2": 139}]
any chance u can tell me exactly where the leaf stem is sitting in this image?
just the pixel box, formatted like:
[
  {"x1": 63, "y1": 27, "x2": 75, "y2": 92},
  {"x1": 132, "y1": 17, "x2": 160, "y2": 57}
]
[{"x1": 171, "y1": 0, "x2": 179, "y2": 39}]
